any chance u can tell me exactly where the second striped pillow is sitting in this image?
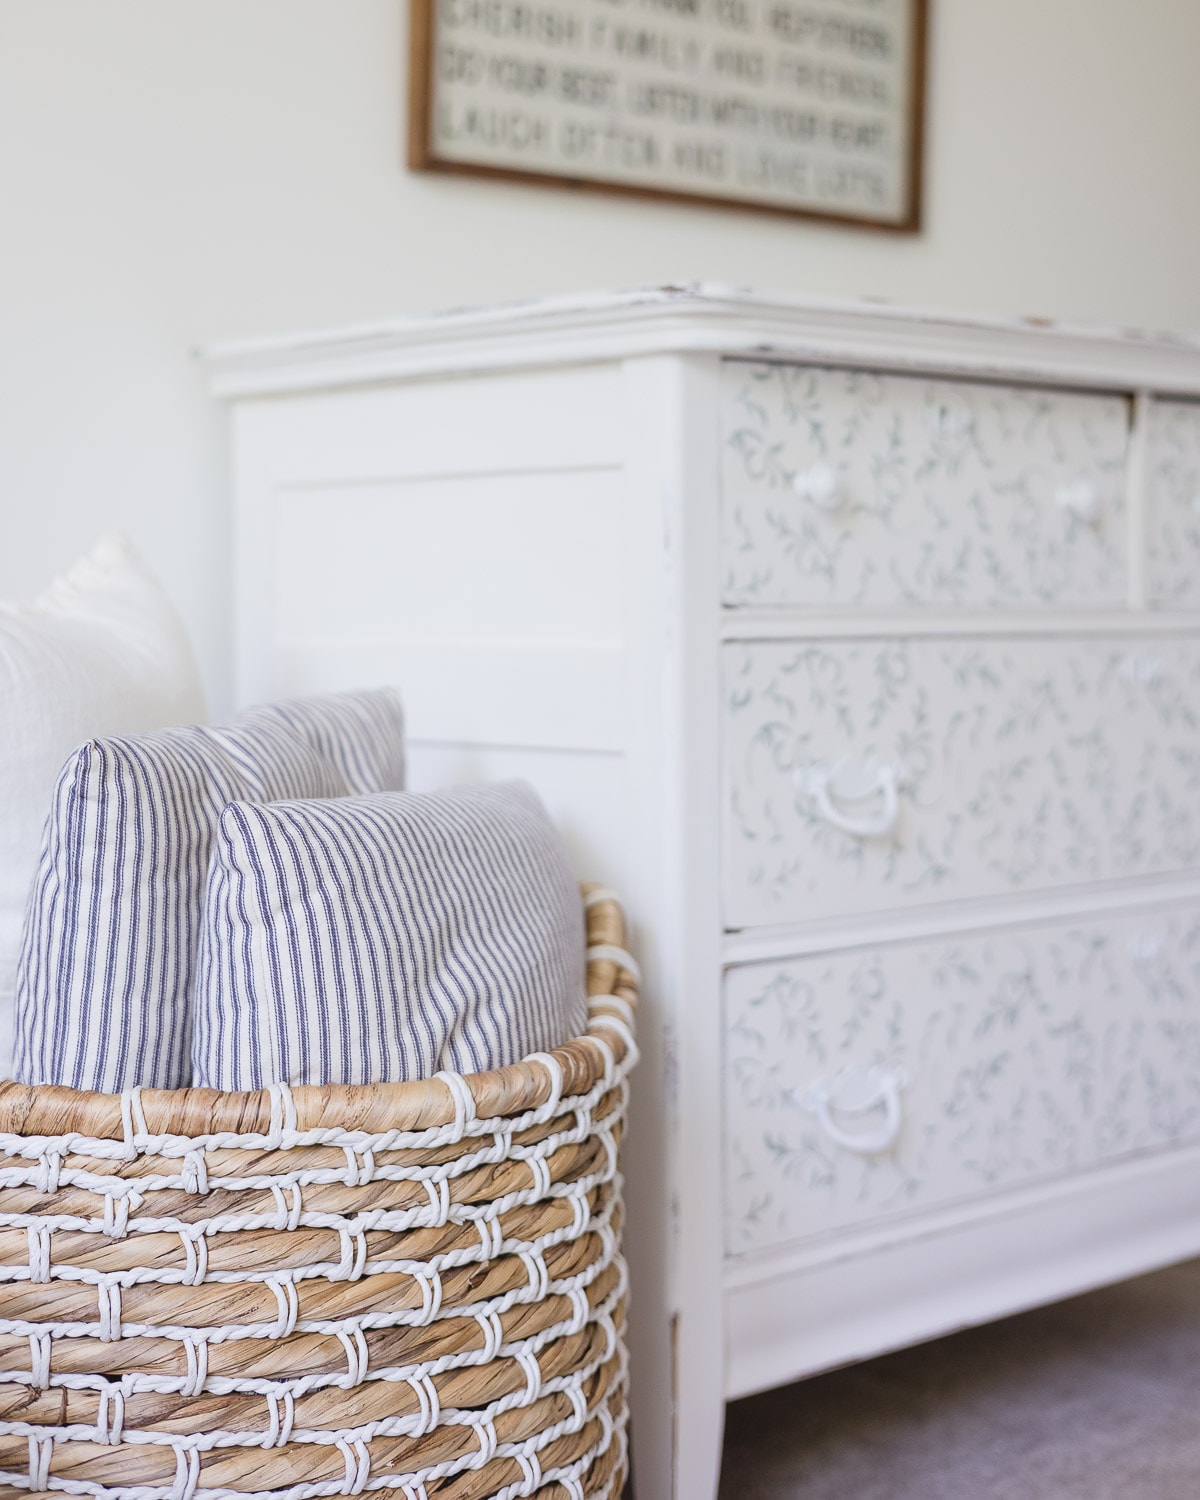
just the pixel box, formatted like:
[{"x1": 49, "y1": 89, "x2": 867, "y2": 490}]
[{"x1": 191, "y1": 782, "x2": 586, "y2": 1090}]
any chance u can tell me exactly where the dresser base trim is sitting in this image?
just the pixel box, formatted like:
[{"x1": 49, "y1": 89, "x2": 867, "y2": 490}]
[{"x1": 724, "y1": 1141, "x2": 1200, "y2": 1400}]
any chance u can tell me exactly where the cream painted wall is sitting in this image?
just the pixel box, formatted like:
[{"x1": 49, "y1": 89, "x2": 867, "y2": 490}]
[{"x1": 2, "y1": 0, "x2": 1200, "y2": 709}]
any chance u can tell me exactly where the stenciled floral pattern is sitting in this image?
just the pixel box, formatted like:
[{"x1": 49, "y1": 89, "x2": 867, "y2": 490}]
[
  {"x1": 723, "y1": 637, "x2": 1200, "y2": 930},
  {"x1": 720, "y1": 361, "x2": 1130, "y2": 608},
  {"x1": 1147, "y1": 398, "x2": 1200, "y2": 608},
  {"x1": 724, "y1": 904, "x2": 1200, "y2": 1257}
]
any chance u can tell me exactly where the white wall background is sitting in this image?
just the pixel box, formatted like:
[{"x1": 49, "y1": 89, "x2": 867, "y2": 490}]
[{"x1": 3, "y1": 0, "x2": 1200, "y2": 711}]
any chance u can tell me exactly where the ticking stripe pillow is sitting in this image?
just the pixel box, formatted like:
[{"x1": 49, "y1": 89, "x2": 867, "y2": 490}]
[
  {"x1": 237, "y1": 687, "x2": 406, "y2": 795},
  {"x1": 13, "y1": 720, "x2": 350, "y2": 1094},
  {"x1": 191, "y1": 782, "x2": 587, "y2": 1091}
]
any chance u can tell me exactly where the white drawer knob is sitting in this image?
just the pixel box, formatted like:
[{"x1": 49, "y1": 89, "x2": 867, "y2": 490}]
[
  {"x1": 1056, "y1": 479, "x2": 1101, "y2": 525},
  {"x1": 1121, "y1": 653, "x2": 1164, "y2": 687},
  {"x1": 1130, "y1": 931, "x2": 1165, "y2": 965},
  {"x1": 798, "y1": 1066, "x2": 907, "y2": 1155},
  {"x1": 797, "y1": 757, "x2": 902, "y2": 840},
  {"x1": 790, "y1": 462, "x2": 843, "y2": 512}
]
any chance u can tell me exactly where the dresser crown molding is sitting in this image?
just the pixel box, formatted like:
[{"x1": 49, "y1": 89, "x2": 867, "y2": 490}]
[{"x1": 202, "y1": 283, "x2": 1200, "y2": 398}]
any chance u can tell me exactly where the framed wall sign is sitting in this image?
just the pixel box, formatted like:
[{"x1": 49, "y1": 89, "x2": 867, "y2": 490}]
[{"x1": 408, "y1": 0, "x2": 927, "y2": 231}]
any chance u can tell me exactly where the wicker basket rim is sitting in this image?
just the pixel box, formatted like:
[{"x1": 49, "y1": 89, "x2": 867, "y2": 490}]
[{"x1": 0, "y1": 885, "x2": 635, "y2": 1145}]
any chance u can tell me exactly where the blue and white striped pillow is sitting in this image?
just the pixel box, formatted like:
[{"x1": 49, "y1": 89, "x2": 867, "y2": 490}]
[
  {"x1": 191, "y1": 781, "x2": 586, "y2": 1091},
  {"x1": 13, "y1": 720, "x2": 350, "y2": 1093},
  {"x1": 237, "y1": 688, "x2": 406, "y2": 796}
]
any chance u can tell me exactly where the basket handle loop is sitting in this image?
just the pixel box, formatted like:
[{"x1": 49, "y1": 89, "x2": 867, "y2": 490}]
[
  {"x1": 582, "y1": 886, "x2": 625, "y2": 914},
  {"x1": 27, "y1": 1437, "x2": 52, "y2": 1491},
  {"x1": 120, "y1": 1087, "x2": 147, "y2": 1160},
  {"x1": 406, "y1": 1372, "x2": 441, "y2": 1436},
  {"x1": 266, "y1": 1082, "x2": 297, "y2": 1146},
  {"x1": 337, "y1": 1439, "x2": 370, "y2": 1495},
  {"x1": 337, "y1": 1326, "x2": 369, "y2": 1387},
  {"x1": 170, "y1": 1446, "x2": 200, "y2": 1500},
  {"x1": 585, "y1": 944, "x2": 642, "y2": 984},
  {"x1": 182, "y1": 1336, "x2": 208, "y2": 1398},
  {"x1": 526, "y1": 1051, "x2": 565, "y2": 1117},
  {"x1": 27, "y1": 1333, "x2": 50, "y2": 1390},
  {"x1": 26, "y1": 1224, "x2": 50, "y2": 1284},
  {"x1": 516, "y1": 1451, "x2": 544, "y2": 1493},
  {"x1": 434, "y1": 1070, "x2": 477, "y2": 1138}
]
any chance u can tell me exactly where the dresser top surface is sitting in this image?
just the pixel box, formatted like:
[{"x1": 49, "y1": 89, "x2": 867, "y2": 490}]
[{"x1": 202, "y1": 283, "x2": 1200, "y2": 400}]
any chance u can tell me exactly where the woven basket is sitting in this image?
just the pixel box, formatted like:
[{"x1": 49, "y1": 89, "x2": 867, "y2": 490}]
[{"x1": 0, "y1": 886, "x2": 637, "y2": 1500}]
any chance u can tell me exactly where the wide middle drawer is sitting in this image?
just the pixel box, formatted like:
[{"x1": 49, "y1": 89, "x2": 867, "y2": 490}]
[{"x1": 723, "y1": 635, "x2": 1200, "y2": 930}]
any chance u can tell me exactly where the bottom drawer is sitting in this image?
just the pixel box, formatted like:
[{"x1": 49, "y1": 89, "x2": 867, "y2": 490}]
[{"x1": 724, "y1": 903, "x2": 1200, "y2": 1259}]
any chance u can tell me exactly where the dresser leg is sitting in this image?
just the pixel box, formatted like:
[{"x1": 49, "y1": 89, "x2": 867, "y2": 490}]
[
  {"x1": 621, "y1": 1033, "x2": 727, "y2": 1497},
  {"x1": 672, "y1": 1320, "x2": 727, "y2": 1500},
  {"x1": 626, "y1": 1307, "x2": 726, "y2": 1500}
]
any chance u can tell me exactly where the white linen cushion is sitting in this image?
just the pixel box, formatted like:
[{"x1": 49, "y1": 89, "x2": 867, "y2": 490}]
[
  {"x1": 0, "y1": 536, "x2": 205, "y2": 1079},
  {"x1": 237, "y1": 688, "x2": 406, "y2": 794},
  {"x1": 191, "y1": 781, "x2": 587, "y2": 1090},
  {"x1": 13, "y1": 720, "x2": 350, "y2": 1093}
]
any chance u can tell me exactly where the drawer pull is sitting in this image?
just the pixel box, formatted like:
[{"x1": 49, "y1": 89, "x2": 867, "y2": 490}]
[
  {"x1": 800, "y1": 1066, "x2": 907, "y2": 1156},
  {"x1": 1191, "y1": 494, "x2": 1200, "y2": 518},
  {"x1": 1055, "y1": 479, "x2": 1101, "y2": 525},
  {"x1": 798, "y1": 757, "x2": 902, "y2": 840},
  {"x1": 1121, "y1": 653, "x2": 1164, "y2": 687},
  {"x1": 790, "y1": 462, "x2": 843, "y2": 512},
  {"x1": 1130, "y1": 931, "x2": 1165, "y2": 964}
]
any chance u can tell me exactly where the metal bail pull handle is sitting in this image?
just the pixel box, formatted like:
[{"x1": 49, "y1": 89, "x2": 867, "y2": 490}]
[
  {"x1": 799, "y1": 758, "x2": 902, "y2": 840},
  {"x1": 802, "y1": 1067, "x2": 907, "y2": 1156}
]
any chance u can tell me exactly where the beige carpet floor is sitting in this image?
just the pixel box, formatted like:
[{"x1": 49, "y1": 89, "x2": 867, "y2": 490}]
[{"x1": 718, "y1": 1259, "x2": 1200, "y2": 1499}]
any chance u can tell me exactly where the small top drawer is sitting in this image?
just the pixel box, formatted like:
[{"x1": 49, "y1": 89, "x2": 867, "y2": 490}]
[
  {"x1": 1147, "y1": 398, "x2": 1200, "y2": 608},
  {"x1": 721, "y1": 362, "x2": 1130, "y2": 610}
]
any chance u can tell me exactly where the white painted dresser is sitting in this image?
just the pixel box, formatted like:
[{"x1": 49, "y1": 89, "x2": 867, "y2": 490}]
[{"x1": 207, "y1": 288, "x2": 1200, "y2": 1500}]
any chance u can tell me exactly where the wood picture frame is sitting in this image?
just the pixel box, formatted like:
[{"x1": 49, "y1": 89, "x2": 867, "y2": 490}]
[{"x1": 408, "y1": 0, "x2": 927, "y2": 233}]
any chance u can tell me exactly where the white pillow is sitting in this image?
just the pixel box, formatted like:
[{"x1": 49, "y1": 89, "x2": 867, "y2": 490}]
[
  {"x1": 0, "y1": 536, "x2": 205, "y2": 1077},
  {"x1": 191, "y1": 781, "x2": 587, "y2": 1091}
]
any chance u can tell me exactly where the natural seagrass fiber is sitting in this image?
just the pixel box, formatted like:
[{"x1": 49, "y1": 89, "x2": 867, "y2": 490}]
[{"x1": 0, "y1": 887, "x2": 636, "y2": 1500}]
